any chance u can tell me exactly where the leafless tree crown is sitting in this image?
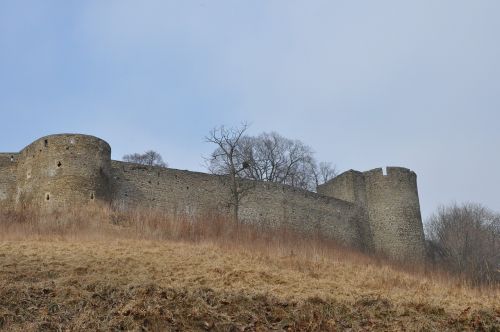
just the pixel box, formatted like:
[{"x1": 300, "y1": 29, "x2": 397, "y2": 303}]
[
  {"x1": 123, "y1": 150, "x2": 167, "y2": 167},
  {"x1": 205, "y1": 123, "x2": 252, "y2": 222},
  {"x1": 207, "y1": 130, "x2": 337, "y2": 192},
  {"x1": 426, "y1": 202, "x2": 500, "y2": 285}
]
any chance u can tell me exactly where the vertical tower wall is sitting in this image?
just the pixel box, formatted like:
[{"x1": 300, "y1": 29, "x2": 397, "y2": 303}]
[
  {"x1": 15, "y1": 134, "x2": 112, "y2": 208},
  {"x1": 316, "y1": 170, "x2": 373, "y2": 250},
  {"x1": 317, "y1": 170, "x2": 366, "y2": 206},
  {"x1": 363, "y1": 167, "x2": 425, "y2": 260},
  {"x1": 0, "y1": 153, "x2": 18, "y2": 207}
]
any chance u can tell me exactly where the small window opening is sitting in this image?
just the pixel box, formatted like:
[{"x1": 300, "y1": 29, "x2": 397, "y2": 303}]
[
  {"x1": 57, "y1": 161, "x2": 62, "y2": 168},
  {"x1": 90, "y1": 193, "x2": 94, "y2": 200},
  {"x1": 46, "y1": 194, "x2": 50, "y2": 201},
  {"x1": 10, "y1": 155, "x2": 14, "y2": 162},
  {"x1": 66, "y1": 146, "x2": 70, "y2": 150},
  {"x1": 44, "y1": 139, "x2": 48, "y2": 147},
  {"x1": 148, "y1": 180, "x2": 152, "y2": 184},
  {"x1": 186, "y1": 186, "x2": 189, "y2": 190}
]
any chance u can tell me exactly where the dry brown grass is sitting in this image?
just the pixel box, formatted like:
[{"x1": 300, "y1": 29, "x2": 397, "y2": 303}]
[{"x1": 0, "y1": 205, "x2": 499, "y2": 331}]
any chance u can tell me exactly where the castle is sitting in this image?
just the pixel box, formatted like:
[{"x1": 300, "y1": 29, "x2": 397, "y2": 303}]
[{"x1": 0, "y1": 134, "x2": 426, "y2": 260}]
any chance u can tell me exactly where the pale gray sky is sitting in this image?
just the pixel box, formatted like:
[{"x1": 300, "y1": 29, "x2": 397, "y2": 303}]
[{"x1": 1, "y1": 0, "x2": 499, "y2": 219}]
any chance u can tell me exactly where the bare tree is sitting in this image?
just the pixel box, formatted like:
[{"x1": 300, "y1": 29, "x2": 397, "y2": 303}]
[
  {"x1": 123, "y1": 150, "x2": 167, "y2": 167},
  {"x1": 207, "y1": 129, "x2": 337, "y2": 192},
  {"x1": 313, "y1": 162, "x2": 338, "y2": 187},
  {"x1": 236, "y1": 132, "x2": 335, "y2": 191},
  {"x1": 426, "y1": 202, "x2": 500, "y2": 285},
  {"x1": 205, "y1": 123, "x2": 252, "y2": 223}
]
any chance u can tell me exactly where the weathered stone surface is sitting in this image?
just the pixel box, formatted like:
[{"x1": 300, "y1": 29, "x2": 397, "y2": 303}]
[
  {"x1": 11, "y1": 134, "x2": 111, "y2": 208},
  {"x1": 0, "y1": 134, "x2": 426, "y2": 260},
  {"x1": 318, "y1": 167, "x2": 426, "y2": 260}
]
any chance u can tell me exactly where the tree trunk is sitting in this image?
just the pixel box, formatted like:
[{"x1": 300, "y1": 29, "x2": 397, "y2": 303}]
[{"x1": 232, "y1": 202, "x2": 239, "y2": 224}]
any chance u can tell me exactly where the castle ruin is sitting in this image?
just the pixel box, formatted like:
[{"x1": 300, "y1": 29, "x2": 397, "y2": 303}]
[{"x1": 0, "y1": 134, "x2": 426, "y2": 260}]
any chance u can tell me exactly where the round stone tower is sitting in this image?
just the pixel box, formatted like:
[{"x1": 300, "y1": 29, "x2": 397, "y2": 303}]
[
  {"x1": 363, "y1": 167, "x2": 425, "y2": 260},
  {"x1": 15, "y1": 134, "x2": 112, "y2": 208}
]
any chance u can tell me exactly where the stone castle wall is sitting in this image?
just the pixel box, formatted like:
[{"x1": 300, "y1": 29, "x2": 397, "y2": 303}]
[
  {"x1": 317, "y1": 167, "x2": 426, "y2": 260},
  {"x1": 110, "y1": 161, "x2": 230, "y2": 217},
  {"x1": 0, "y1": 153, "x2": 18, "y2": 206},
  {"x1": 0, "y1": 134, "x2": 426, "y2": 260},
  {"x1": 12, "y1": 135, "x2": 112, "y2": 208},
  {"x1": 109, "y1": 161, "x2": 367, "y2": 248},
  {"x1": 363, "y1": 167, "x2": 425, "y2": 259},
  {"x1": 317, "y1": 170, "x2": 367, "y2": 206},
  {"x1": 238, "y1": 181, "x2": 366, "y2": 247}
]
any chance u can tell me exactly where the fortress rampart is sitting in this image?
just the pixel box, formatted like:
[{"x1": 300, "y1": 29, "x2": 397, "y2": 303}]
[
  {"x1": 0, "y1": 134, "x2": 426, "y2": 261},
  {"x1": 14, "y1": 135, "x2": 112, "y2": 207},
  {"x1": 317, "y1": 167, "x2": 425, "y2": 260}
]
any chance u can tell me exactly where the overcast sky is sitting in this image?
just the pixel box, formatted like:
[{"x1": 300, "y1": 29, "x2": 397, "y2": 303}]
[{"x1": 1, "y1": 1, "x2": 499, "y2": 220}]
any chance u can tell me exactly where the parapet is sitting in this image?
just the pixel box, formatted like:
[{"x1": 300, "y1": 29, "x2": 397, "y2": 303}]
[{"x1": 363, "y1": 166, "x2": 416, "y2": 180}]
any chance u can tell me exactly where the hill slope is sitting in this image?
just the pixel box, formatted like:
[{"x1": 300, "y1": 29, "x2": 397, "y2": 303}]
[{"x1": 0, "y1": 238, "x2": 498, "y2": 331}]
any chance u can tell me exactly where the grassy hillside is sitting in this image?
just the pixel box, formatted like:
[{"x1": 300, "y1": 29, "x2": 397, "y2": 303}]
[{"x1": 0, "y1": 207, "x2": 498, "y2": 331}]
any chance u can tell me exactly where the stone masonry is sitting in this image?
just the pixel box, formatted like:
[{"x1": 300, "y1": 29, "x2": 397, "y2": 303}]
[{"x1": 0, "y1": 134, "x2": 426, "y2": 261}]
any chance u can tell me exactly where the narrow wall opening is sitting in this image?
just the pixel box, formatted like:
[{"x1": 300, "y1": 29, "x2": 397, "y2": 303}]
[{"x1": 44, "y1": 139, "x2": 48, "y2": 147}]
